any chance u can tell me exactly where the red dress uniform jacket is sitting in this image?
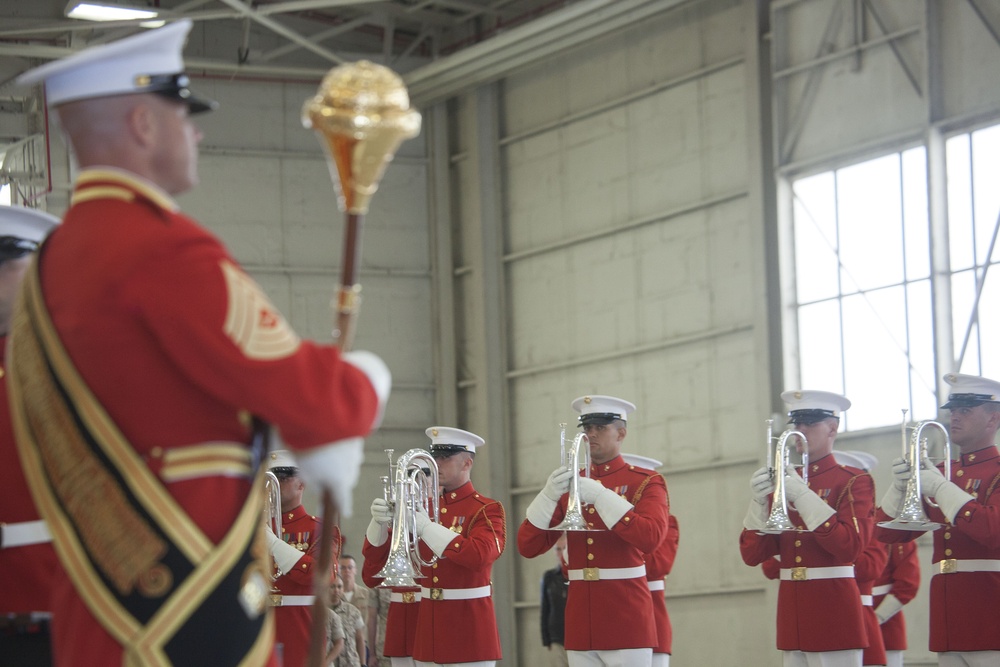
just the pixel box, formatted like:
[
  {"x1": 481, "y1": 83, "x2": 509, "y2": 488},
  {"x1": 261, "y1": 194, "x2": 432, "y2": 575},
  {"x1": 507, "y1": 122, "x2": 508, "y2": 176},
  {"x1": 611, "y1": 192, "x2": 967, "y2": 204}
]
[
  {"x1": 519, "y1": 456, "x2": 670, "y2": 651},
  {"x1": 855, "y1": 536, "x2": 888, "y2": 666},
  {"x1": 361, "y1": 538, "x2": 420, "y2": 657},
  {"x1": 274, "y1": 505, "x2": 323, "y2": 667},
  {"x1": 740, "y1": 454, "x2": 874, "y2": 652},
  {"x1": 646, "y1": 512, "x2": 679, "y2": 655},
  {"x1": 0, "y1": 336, "x2": 59, "y2": 614},
  {"x1": 412, "y1": 481, "x2": 505, "y2": 664},
  {"x1": 873, "y1": 541, "x2": 919, "y2": 651},
  {"x1": 875, "y1": 445, "x2": 1000, "y2": 652},
  {"x1": 35, "y1": 170, "x2": 380, "y2": 666}
]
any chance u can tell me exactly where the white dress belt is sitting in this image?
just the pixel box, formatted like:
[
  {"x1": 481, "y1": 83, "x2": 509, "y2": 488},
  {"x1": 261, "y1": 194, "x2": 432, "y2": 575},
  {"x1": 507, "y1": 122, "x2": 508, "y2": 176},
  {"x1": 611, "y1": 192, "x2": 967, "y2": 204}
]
[
  {"x1": 860, "y1": 595, "x2": 873, "y2": 606},
  {"x1": 567, "y1": 565, "x2": 647, "y2": 581},
  {"x1": 934, "y1": 558, "x2": 1000, "y2": 574},
  {"x1": 390, "y1": 591, "x2": 422, "y2": 603},
  {"x1": 420, "y1": 585, "x2": 492, "y2": 601},
  {"x1": 271, "y1": 595, "x2": 315, "y2": 607},
  {"x1": 779, "y1": 565, "x2": 855, "y2": 581},
  {"x1": 647, "y1": 579, "x2": 665, "y2": 591},
  {"x1": 0, "y1": 520, "x2": 52, "y2": 548},
  {"x1": 872, "y1": 584, "x2": 893, "y2": 596}
]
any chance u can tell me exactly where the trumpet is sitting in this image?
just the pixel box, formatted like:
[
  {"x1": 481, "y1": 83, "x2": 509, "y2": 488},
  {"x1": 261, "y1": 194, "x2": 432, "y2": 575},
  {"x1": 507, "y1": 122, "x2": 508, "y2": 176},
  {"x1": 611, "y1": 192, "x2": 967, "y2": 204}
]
[
  {"x1": 549, "y1": 423, "x2": 601, "y2": 532},
  {"x1": 375, "y1": 448, "x2": 441, "y2": 587},
  {"x1": 878, "y1": 411, "x2": 953, "y2": 531},
  {"x1": 759, "y1": 419, "x2": 809, "y2": 534},
  {"x1": 264, "y1": 470, "x2": 283, "y2": 581}
]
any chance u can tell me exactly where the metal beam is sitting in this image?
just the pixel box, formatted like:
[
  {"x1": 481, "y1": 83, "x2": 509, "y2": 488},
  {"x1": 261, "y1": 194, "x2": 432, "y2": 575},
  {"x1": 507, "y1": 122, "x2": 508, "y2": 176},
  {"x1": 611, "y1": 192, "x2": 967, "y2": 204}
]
[{"x1": 215, "y1": 0, "x2": 346, "y2": 64}]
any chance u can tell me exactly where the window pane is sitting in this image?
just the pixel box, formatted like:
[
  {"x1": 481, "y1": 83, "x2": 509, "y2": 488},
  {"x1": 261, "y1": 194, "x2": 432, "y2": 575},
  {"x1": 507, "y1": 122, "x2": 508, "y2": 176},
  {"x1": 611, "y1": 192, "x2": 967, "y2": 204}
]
[
  {"x1": 980, "y1": 274, "x2": 1000, "y2": 378},
  {"x1": 972, "y1": 125, "x2": 1000, "y2": 266},
  {"x1": 906, "y1": 280, "x2": 937, "y2": 421},
  {"x1": 837, "y1": 155, "x2": 905, "y2": 292},
  {"x1": 951, "y1": 268, "x2": 981, "y2": 372},
  {"x1": 902, "y1": 147, "x2": 930, "y2": 280},
  {"x1": 793, "y1": 173, "x2": 840, "y2": 303},
  {"x1": 797, "y1": 300, "x2": 843, "y2": 394},
  {"x1": 842, "y1": 287, "x2": 911, "y2": 430},
  {"x1": 947, "y1": 134, "x2": 974, "y2": 271}
]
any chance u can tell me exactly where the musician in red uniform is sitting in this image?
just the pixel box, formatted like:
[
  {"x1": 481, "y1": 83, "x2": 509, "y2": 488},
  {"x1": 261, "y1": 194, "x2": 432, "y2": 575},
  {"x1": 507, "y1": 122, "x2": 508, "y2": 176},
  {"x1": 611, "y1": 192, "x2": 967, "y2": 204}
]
[
  {"x1": 873, "y1": 542, "x2": 919, "y2": 667},
  {"x1": 266, "y1": 450, "x2": 331, "y2": 667},
  {"x1": 361, "y1": 524, "x2": 422, "y2": 667},
  {"x1": 875, "y1": 373, "x2": 1000, "y2": 667},
  {"x1": 0, "y1": 206, "x2": 60, "y2": 666},
  {"x1": 741, "y1": 390, "x2": 874, "y2": 667},
  {"x1": 11, "y1": 21, "x2": 390, "y2": 667},
  {"x1": 519, "y1": 395, "x2": 670, "y2": 667},
  {"x1": 621, "y1": 453, "x2": 679, "y2": 667}
]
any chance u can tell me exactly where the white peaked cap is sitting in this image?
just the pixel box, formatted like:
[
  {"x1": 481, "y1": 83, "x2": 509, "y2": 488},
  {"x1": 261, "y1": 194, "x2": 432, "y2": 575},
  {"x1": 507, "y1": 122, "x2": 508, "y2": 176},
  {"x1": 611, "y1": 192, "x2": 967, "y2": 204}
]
[
  {"x1": 16, "y1": 19, "x2": 214, "y2": 112},
  {"x1": 267, "y1": 449, "x2": 298, "y2": 470},
  {"x1": 0, "y1": 205, "x2": 59, "y2": 241},
  {"x1": 781, "y1": 389, "x2": 851, "y2": 422},
  {"x1": 571, "y1": 395, "x2": 636, "y2": 425},
  {"x1": 941, "y1": 372, "x2": 1000, "y2": 408},
  {"x1": 425, "y1": 426, "x2": 485, "y2": 455},
  {"x1": 621, "y1": 453, "x2": 662, "y2": 470},
  {"x1": 833, "y1": 450, "x2": 877, "y2": 471}
]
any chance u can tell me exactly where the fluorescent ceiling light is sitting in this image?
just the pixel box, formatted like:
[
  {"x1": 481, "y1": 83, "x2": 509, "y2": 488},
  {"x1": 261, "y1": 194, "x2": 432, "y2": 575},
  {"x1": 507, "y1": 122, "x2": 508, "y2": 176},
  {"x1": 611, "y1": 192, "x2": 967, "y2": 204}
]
[{"x1": 65, "y1": 1, "x2": 159, "y2": 22}]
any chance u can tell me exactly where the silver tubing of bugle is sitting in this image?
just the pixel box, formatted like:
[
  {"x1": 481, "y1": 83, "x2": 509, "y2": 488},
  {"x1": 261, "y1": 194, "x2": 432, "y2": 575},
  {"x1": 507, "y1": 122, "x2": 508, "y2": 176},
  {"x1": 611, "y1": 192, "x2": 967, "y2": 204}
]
[
  {"x1": 765, "y1": 418, "x2": 774, "y2": 477},
  {"x1": 559, "y1": 423, "x2": 567, "y2": 469}
]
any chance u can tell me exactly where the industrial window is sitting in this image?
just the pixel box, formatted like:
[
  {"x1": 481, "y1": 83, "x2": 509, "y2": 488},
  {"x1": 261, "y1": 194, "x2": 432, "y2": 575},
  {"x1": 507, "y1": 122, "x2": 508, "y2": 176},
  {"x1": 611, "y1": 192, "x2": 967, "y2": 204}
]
[{"x1": 786, "y1": 123, "x2": 1000, "y2": 431}]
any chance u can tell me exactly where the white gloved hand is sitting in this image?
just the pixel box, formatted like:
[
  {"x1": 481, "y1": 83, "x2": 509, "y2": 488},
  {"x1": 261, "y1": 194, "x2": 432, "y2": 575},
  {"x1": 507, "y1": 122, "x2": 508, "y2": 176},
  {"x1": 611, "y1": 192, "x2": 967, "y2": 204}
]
[
  {"x1": 919, "y1": 459, "x2": 974, "y2": 523},
  {"x1": 790, "y1": 489, "x2": 836, "y2": 531},
  {"x1": 879, "y1": 457, "x2": 912, "y2": 518},
  {"x1": 413, "y1": 507, "x2": 432, "y2": 536},
  {"x1": 542, "y1": 467, "x2": 574, "y2": 501},
  {"x1": 782, "y1": 466, "x2": 811, "y2": 503},
  {"x1": 576, "y1": 477, "x2": 605, "y2": 505},
  {"x1": 371, "y1": 497, "x2": 393, "y2": 525},
  {"x1": 295, "y1": 437, "x2": 364, "y2": 517},
  {"x1": 342, "y1": 350, "x2": 391, "y2": 429},
  {"x1": 593, "y1": 488, "x2": 633, "y2": 528},
  {"x1": 918, "y1": 459, "x2": 949, "y2": 498},
  {"x1": 875, "y1": 593, "x2": 904, "y2": 624},
  {"x1": 743, "y1": 497, "x2": 769, "y2": 531},
  {"x1": 265, "y1": 526, "x2": 305, "y2": 575},
  {"x1": 750, "y1": 466, "x2": 774, "y2": 503},
  {"x1": 413, "y1": 508, "x2": 456, "y2": 557}
]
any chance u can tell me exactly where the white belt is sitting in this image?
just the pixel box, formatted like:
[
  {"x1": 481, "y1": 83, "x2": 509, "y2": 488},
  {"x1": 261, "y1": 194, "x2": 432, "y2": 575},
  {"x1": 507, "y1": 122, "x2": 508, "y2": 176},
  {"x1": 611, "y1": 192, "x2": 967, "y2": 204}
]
[
  {"x1": 420, "y1": 585, "x2": 491, "y2": 601},
  {"x1": 0, "y1": 520, "x2": 52, "y2": 548},
  {"x1": 872, "y1": 584, "x2": 892, "y2": 596},
  {"x1": 934, "y1": 559, "x2": 1000, "y2": 574},
  {"x1": 647, "y1": 579, "x2": 665, "y2": 591},
  {"x1": 270, "y1": 595, "x2": 315, "y2": 607},
  {"x1": 779, "y1": 565, "x2": 855, "y2": 581},
  {"x1": 568, "y1": 565, "x2": 647, "y2": 581},
  {"x1": 860, "y1": 595, "x2": 873, "y2": 606},
  {"x1": 390, "y1": 591, "x2": 422, "y2": 603}
]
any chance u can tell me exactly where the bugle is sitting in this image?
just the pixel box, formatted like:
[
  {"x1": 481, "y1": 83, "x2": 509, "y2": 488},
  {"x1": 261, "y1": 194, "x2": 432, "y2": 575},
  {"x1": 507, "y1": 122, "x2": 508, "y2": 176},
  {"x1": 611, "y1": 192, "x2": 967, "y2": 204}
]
[
  {"x1": 264, "y1": 470, "x2": 283, "y2": 580},
  {"x1": 375, "y1": 448, "x2": 441, "y2": 587},
  {"x1": 549, "y1": 423, "x2": 601, "y2": 532},
  {"x1": 878, "y1": 411, "x2": 952, "y2": 531},
  {"x1": 759, "y1": 419, "x2": 809, "y2": 534}
]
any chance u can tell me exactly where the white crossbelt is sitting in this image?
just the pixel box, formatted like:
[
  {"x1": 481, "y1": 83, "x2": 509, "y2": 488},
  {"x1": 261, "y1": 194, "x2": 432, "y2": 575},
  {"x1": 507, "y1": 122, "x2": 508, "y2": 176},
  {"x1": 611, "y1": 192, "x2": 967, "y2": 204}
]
[
  {"x1": 270, "y1": 595, "x2": 315, "y2": 607},
  {"x1": 390, "y1": 591, "x2": 422, "y2": 603},
  {"x1": 872, "y1": 584, "x2": 892, "y2": 596},
  {"x1": 0, "y1": 520, "x2": 52, "y2": 548},
  {"x1": 420, "y1": 585, "x2": 492, "y2": 601},
  {"x1": 647, "y1": 579, "x2": 665, "y2": 591},
  {"x1": 568, "y1": 565, "x2": 647, "y2": 581},
  {"x1": 779, "y1": 565, "x2": 855, "y2": 581},
  {"x1": 860, "y1": 595, "x2": 873, "y2": 606},
  {"x1": 934, "y1": 559, "x2": 1000, "y2": 574}
]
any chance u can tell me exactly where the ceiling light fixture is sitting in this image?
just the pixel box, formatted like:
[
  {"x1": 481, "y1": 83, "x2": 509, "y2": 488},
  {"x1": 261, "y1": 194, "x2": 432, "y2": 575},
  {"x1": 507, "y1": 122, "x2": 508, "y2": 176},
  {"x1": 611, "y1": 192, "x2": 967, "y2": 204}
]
[{"x1": 64, "y1": 1, "x2": 160, "y2": 23}]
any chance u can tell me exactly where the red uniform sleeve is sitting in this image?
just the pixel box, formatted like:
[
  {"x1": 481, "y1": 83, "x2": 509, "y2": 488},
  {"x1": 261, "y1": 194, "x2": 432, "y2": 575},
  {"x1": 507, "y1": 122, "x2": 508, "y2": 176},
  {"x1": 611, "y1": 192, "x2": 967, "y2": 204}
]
[
  {"x1": 661, "y1": 514, "x2": 680, "y2": 574},
  {"x1": 942, "y1": 482, "x2": 1000, "y2": 550},
  {"x1": 613, "y1": 474, "x2": 669, "y2": 554},
  {"x1": 361, "y1": 538, "x2": 391, "y2": 589},
  {"x1": 434, "y1": 501, "x2": 505, "y2": 570},
  {"x1": 761, "y1": 556, "x2": 781, "y2": 580},
  {"x1": 854, "y1": 536, "x2": 889, "y2": 582},
  {"x1": 740, "y1": 527, "x2": 780, "y2": 566},
  {"x1": 812, "y1": 472, "x2": 875, "y2": 563},
  {"x1": 888, "y1": 541, "x2": 920, "y2": 604}
]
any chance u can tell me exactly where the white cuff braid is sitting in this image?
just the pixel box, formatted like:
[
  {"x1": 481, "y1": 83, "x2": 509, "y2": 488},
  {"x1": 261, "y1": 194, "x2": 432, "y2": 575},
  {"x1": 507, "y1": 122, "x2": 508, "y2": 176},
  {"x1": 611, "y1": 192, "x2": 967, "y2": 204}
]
[
  {"x1": 743, "y1": 498, "x2": 769, "y2": 531},
  {"x1": 526, "y1": 492, "x2": 558, "y2": 530}
]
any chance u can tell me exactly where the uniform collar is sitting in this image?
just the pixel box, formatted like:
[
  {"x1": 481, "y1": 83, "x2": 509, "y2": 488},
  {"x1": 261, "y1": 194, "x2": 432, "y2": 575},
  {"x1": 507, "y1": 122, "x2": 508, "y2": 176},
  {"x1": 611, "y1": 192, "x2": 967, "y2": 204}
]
[
  {"x1": 283, "y1": 504, "x2": 312, "y2": 523},
  {"x1": 72, "y1": 168, "x2": 180, "y2": 213},
  {"x1": 590, "y1": 455, "x2": 627, "y2": 478},
  {"x1": 441, "y1": 480, "x2": 476, "y2": 503},
  {"x1": 957, "y1": 445, "x2": 999, "y2": 467},
  {"x1": 806, "y1": 452, "x2": 839, "y2": 476}
]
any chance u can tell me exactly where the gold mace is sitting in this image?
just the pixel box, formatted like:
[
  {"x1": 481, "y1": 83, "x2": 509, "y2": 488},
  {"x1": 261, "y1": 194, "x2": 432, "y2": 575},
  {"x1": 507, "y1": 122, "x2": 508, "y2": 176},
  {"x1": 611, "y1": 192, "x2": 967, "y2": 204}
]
[{"x1": 300, "y1": 61, "x2": 421, "y2": 667}]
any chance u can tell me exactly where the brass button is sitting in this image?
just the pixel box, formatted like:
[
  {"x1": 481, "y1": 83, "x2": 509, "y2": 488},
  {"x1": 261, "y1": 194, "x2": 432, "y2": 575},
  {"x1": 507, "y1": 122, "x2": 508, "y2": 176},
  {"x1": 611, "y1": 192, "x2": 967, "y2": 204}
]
[
  {"x1": 588, "y1": 508, "x2": 595, "y2": 514},
  {"x1": 969, "y1": 454, "x2": 976, "y2": 461},
  {"x1": 945, "y1": 549, "x2": 952, "y2": 556},
  {"x1": 964, "y1": 510, "x2": 972, "y2": 517},
  {"x1": 944, "y1": 532, "x2": 951, "y2": 540},
  {"x1": 587, "y1": 538, "x2": 594, "y2": 545},
  {"x1": 432, "y1": 563, "x2": 438, "y2": 569},
  {"x1": 623, "y1": 516, "x2": 630, "y2": 522},
  {"x1": 795, "y1": 556, "x2": 802, "y2": 563},
  {"x1": 823, "y1": 522, "x2": 830, "y2": 528},
  {"x1": 450, "y1": 492, "x2": 457, "y2": 499},
  {"x1": 957, "y1": 470, "x2": 965, "y2": 477},
  {"x1": 794, "y1": 540, "x2": 802, "y2": 547},
  {"x1": 433, "y1": 576, "x2": 439, "y2": 583},
  {"x1": 587, "y1": 553, "x2": 594, "y2": 561},
  {"x1": 441, "y1": 508, "x2": 448, "y2": 514}
]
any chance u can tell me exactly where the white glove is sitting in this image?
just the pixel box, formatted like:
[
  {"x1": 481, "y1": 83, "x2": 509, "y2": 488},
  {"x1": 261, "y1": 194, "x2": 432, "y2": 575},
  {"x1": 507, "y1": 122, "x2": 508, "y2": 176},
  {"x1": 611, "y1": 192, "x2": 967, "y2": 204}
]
[
  {"x1": 749, "y1": 466, "x2": 774, "y2": 503},
  {"x1": 920, "y1": 460, "x2": 974, "y2": 523},
  {"x1": 875, "y1": 593, "x2": 904, "y2": 624},
  {"x1": 782, "y1": 466, "x2": 811, "y2": 502},
  {"x1": 342, "y1": 350, "x2": 392, "y2": 429},
  {"x1": 371, "y1": 497, "x2": 393, "y2": 525},
  {"x1": 295, "y1": 437, "x2": 364, "y2": 517},
  {"x1": 265, "y1": 526, "x2": 305, "y2": 575},
  {"x1": 576, "y1": 477, "x2": 604, "y2": 505},
  {"x1": 743, "y1": 498, "x2": 769, "y2": 531},
  {"x1": 790, "y1": 491, "x2": 836, "y2": 532},
  {"x1": 879, "y1": 457, "x2": 911, "y2": 518},
  {"x1": 593, "y1": 488, "x2": 633, "y2": 528},
  {"x1": 542, "y1": 467, "x2": 574, "y2": 501},
  {"x1": 413, "y1": 508, "x2": 455, "y2": 557}
]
